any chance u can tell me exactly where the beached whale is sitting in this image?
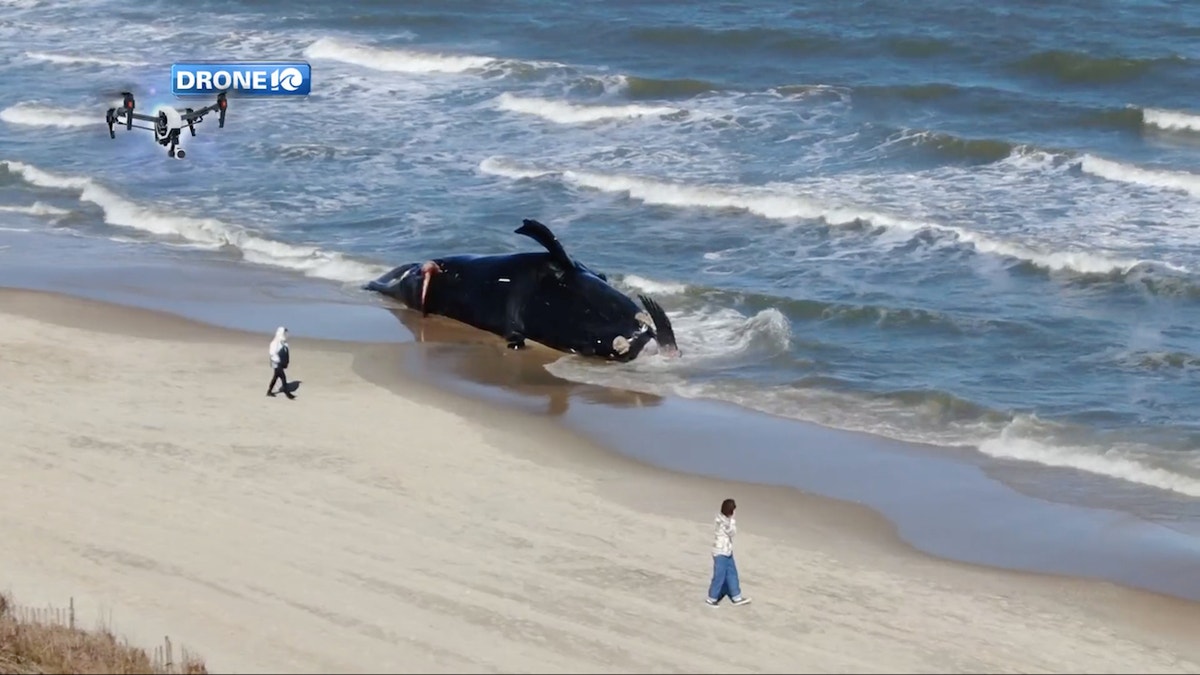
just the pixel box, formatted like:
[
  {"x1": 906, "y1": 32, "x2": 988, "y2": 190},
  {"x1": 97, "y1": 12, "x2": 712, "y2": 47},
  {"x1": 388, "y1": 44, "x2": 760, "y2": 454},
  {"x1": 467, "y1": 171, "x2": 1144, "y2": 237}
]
[{"x1": 363, "y1": 218, "x2": 680, "y2": 362}]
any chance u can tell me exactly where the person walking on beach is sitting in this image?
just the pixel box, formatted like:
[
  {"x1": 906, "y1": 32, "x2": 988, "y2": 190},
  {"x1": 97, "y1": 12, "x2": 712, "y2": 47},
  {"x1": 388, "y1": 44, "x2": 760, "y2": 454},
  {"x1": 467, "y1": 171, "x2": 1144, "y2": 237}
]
[
  {"x1": 707, "y1": 498, "x2": 751, "y2": 607},
  {"x1": 267, "y1": 326, "x2": 295, "y2": 399}
]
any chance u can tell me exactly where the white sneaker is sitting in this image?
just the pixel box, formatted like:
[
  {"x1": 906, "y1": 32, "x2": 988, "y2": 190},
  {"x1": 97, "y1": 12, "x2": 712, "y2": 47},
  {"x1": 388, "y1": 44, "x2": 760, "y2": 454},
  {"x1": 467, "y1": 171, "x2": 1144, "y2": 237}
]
[
  {"x1": 705, "y1": 598, "x2": 719, "y2": 607},
  {"x1": 730, "y1": 596, "x2": 752, "y2": 606}
]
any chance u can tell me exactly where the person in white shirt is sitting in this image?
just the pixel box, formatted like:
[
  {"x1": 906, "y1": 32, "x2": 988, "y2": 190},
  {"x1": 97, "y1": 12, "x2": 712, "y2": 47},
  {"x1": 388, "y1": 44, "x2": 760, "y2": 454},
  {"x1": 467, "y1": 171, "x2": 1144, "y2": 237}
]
[
  {"x1": 707, "y1": 498, "x2": 751, "y2": 607},
  {"x1": 266, "y1": 326, "x2": 295, "y2": 399}
]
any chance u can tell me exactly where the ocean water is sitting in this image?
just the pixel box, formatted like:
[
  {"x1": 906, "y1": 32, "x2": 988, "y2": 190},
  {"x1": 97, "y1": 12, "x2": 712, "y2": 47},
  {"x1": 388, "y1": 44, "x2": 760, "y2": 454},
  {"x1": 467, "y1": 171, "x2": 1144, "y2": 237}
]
[{"x1": 3, "y1": 0, "x2": 1200, "y2": 507}]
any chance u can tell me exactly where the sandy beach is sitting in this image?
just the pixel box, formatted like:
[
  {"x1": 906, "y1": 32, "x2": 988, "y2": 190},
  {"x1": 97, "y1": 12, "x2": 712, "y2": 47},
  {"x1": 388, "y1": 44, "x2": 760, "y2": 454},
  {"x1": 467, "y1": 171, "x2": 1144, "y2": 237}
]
[{"x1": 2, "y1": 287, "x2": 1200, "y2": 674}]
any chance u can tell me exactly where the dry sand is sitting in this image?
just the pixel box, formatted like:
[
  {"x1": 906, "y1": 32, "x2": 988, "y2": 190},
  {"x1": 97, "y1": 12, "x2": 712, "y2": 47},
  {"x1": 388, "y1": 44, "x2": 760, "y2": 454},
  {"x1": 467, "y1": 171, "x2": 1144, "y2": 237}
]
[{"x1": 2, "y1": 287, "x2": 1199, "y2": 674}]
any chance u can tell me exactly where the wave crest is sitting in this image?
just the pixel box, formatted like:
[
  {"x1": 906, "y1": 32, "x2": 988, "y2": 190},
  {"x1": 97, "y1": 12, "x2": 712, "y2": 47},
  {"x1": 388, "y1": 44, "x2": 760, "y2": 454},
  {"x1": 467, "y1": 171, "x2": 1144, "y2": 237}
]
[
  {"x1": 24, "y1": 50, "x2": 148, "y2": 68},
  {"x1": 0, "y1": 201, "x2": 70, "y2": 217},
  {"x1": 979, "y1": 416, "x2": 1200, "y2": 497},
  {"x1": 619, "y1": 75, "x2": 721, "y2": 100},
  {"x1": 303, "y1": 37, "x2": 496, "y2": 74},
  {"x1": 893, "y1": 129, "x2": 1017, "y2": 164},
  {"x1": 1, "y1": 102, "x2": 94, "y2": 128},
  {"x1": 1015, "y1": 49, "x2": 1185, "y2": 84},
  {"x1": 493, "y1": 93, "x2": 684, "y2": 125},
  {"x1": 1143, "y1": 108, "x2": 1200, "y2": 133},
  {"x1": 0, "y1": 160, "x2": 387, "y2": 284},
  {"x1": 479, "y1": 156, "x2": 1172, "y2": 278},
  {"x1": 1079, "y1": 154, "x2": 1200, "y2": 198}
]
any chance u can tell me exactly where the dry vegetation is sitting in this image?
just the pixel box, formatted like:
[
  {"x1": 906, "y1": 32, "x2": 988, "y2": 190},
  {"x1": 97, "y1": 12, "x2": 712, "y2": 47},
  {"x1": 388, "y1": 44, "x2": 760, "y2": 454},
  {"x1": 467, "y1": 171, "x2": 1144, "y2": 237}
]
[{"x1": 0, "y1": 593, "x2": 206, "y2": 674}]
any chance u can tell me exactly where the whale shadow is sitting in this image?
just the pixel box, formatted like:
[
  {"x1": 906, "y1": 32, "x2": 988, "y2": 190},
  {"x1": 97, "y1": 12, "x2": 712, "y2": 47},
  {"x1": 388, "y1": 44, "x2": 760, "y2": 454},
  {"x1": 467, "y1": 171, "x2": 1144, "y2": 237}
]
[{"x1": 381, "y1": 305, "x2": 664, "y2": 416}]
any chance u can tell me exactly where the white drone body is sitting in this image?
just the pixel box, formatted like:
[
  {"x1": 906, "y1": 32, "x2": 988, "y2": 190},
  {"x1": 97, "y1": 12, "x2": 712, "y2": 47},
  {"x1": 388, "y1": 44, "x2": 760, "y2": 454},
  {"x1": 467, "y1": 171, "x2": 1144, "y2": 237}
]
[
  {"x1": 104, "y1": 91, "x2": 229, "y2": 159},
  {"x1": 153, "y1": 105, "x2": 186, "y2": 157}
]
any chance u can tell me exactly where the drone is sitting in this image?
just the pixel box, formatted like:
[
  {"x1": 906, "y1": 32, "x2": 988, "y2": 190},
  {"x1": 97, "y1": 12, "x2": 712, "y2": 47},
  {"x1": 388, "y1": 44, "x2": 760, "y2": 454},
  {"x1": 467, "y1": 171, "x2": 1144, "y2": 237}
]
[{"x1": 105, "y1": 91, "x2": 228, "y2": 159}]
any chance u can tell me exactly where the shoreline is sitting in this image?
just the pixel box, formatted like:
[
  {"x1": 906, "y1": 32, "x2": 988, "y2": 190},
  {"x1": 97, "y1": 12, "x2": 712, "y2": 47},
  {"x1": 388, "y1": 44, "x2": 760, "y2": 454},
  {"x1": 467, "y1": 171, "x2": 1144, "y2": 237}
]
[
  {"x1": 2, "y1": 227, "x2": 1200, "y2": 605},
  {"x1": 373, "y1": 305, "x2": 1200, "y2": 601},
  {"x1": 3, "y1": 285, "x2": 1200, "y2": 672}
]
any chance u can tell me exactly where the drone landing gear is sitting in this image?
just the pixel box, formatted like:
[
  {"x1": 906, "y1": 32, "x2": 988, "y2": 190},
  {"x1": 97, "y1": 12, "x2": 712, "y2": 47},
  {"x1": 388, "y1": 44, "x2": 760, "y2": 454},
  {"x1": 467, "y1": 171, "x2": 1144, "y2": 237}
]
[
  {"x1": 105, "y1": 91, "x2": 135, "y2": 139},
  {"x1": 158, "y1": 126, "x2": 185, "y2": 159}
]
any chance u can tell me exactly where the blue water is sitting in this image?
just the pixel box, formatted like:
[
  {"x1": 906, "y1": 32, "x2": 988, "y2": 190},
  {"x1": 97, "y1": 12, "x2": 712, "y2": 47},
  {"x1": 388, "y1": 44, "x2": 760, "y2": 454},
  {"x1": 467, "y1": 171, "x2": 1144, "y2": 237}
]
[{"x1": 3, "y1": 0, "x2": 1200, "y2": 503}]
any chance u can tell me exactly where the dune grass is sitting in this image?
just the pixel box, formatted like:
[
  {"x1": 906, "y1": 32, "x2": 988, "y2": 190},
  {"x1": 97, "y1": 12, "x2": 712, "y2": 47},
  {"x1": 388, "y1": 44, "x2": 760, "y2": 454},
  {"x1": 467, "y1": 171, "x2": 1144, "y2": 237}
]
[{"x1": 0, "y1": 593, "x2": 206, "y2": 674}]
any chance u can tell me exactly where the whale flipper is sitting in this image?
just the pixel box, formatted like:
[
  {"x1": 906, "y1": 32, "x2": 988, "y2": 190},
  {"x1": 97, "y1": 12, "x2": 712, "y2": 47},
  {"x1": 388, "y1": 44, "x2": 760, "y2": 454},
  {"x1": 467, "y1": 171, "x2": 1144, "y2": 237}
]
[
  {"x1": 503, "y1": 285, "x2": 528, "y2": 350},
  {"x1": 639, "y1": 294, "x2": 680, "y2": 357},
  {"x1": 502, "y1": 268, "x2": 537, "y2": 350},
  {"x1": 516, "y1": 219, "x2": 574, "y2": 271}
]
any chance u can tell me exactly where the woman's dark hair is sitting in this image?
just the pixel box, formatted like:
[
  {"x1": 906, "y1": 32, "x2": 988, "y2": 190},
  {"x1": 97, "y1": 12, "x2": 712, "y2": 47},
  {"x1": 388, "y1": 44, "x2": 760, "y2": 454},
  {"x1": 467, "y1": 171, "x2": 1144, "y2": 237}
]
[{"x1": 720, "y1": 498, "x2": 737, "y2": 517}]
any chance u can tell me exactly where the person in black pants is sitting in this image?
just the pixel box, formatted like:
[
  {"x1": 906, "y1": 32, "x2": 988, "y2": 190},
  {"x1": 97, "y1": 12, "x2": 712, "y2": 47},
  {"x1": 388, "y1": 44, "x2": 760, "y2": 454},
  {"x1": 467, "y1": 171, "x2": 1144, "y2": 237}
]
[{"x1": 267, "y1": 326, "x2": 295, "y2": 399}]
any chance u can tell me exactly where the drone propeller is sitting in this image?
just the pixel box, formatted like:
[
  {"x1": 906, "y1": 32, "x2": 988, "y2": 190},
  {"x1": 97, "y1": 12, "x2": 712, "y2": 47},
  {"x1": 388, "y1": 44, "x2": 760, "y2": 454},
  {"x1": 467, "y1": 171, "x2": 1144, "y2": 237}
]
[{"x1": 101, "y1": 88, "x2": 135, "y2": 137}]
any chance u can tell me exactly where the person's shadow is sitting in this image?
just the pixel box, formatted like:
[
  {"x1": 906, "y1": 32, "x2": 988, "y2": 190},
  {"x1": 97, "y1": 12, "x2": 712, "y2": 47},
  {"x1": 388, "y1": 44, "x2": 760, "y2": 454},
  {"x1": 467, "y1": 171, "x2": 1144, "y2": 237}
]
[{"x1": 281, "y1": 381, "x2": 302, "y2": 395}]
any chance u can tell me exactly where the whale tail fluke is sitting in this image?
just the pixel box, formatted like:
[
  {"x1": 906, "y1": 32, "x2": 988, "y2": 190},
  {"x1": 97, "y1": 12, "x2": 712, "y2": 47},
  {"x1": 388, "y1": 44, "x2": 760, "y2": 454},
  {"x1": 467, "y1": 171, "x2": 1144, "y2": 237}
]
[
  {"x1": 638, "y1": 294, "x2": 680, "y2": 358},
  {"x1": 516, "y1": 218, "x2": 575, "y2": 271}
]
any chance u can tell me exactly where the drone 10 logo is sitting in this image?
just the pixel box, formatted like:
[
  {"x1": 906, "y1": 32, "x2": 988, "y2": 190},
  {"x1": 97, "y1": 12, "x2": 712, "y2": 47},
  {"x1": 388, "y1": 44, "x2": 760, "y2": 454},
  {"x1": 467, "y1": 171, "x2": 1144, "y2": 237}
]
[{"x1": 171, "y1": 61, "x2": 311, "y2": 97}]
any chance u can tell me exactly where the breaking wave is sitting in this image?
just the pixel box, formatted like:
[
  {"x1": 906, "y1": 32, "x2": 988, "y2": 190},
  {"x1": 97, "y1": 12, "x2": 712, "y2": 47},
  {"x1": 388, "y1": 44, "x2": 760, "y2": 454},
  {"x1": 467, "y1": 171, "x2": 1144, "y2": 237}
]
[
  {"x1": 24, "y1": 50, "x2": 149, "y2": 68},
  {"x1": 303, "y1": 37, "x2": 497, "y2": 74},
  {"x1": 544, "y1": 286, "x2": 1200, "y2": 498},
  {"x1": 479, "y1": 156, "x2": 1175, "y2": 278},
  {"x1": 1078, "y1": 154, "x2": 1200, "y2": 198},
  {"x1": 493, "y1": 93, "x2": 685, "y2": 125},
  {"x1": 1142, "y1": 107, "x2": 1200, "y2": 133},
  {"x1": 0, "y1": 160, "x2": 388, "y2": 284},
  {"x1": 1, "y1": 102, "x2": 95, "y2": 128}
]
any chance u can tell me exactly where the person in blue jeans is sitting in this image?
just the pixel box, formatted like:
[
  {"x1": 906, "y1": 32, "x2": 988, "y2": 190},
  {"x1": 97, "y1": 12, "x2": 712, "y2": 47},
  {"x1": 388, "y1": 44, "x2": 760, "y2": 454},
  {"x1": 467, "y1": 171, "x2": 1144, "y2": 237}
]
[{"x1": 707, "y1": 498, "x2": 751, "y2": 607}]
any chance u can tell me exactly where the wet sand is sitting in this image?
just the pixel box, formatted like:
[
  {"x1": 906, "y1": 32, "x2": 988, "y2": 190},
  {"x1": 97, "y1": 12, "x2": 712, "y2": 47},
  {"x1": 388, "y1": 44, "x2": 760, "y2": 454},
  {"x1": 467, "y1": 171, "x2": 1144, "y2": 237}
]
[
  {"x1": 4, "y1": 229, "x2": 1200, "y2": 601},
  {"x1": 3, "y1": 284, "x2": 1200, "y2": 673},
  {"x1": 4, "y1": 226, "x2": 1200, "y2": 671}
]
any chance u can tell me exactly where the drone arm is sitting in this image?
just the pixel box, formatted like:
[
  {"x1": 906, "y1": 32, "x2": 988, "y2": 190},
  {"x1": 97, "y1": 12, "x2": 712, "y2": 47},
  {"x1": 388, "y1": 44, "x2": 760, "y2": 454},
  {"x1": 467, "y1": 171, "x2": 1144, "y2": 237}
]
[
  {"x1": 105, "y1": 107, "x2": 153, "y2": 137},
  {"x1": 180, "y1": 93, "x2": 227, "y2": 127},
  {"x1": 180, "y1": 105, "x2": 213, "y2": 122},
  {"x1": 120, "y1": 111, "x2": 160, "y2": 123}
]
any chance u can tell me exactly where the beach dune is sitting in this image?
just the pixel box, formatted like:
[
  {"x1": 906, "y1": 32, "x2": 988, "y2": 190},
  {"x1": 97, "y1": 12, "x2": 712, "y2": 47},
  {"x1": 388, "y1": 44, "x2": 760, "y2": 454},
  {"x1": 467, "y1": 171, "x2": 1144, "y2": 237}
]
[{"x1": 1, "y1": 288, "x2": 1199, "y2": 674}]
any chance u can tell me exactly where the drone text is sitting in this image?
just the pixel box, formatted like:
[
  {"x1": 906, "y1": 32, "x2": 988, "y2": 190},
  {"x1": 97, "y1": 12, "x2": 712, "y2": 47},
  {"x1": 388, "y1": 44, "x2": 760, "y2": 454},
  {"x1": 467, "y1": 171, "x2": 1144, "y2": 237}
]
[{"x1": 171, "y1": 61, "x2": 311, "y2": 97}]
